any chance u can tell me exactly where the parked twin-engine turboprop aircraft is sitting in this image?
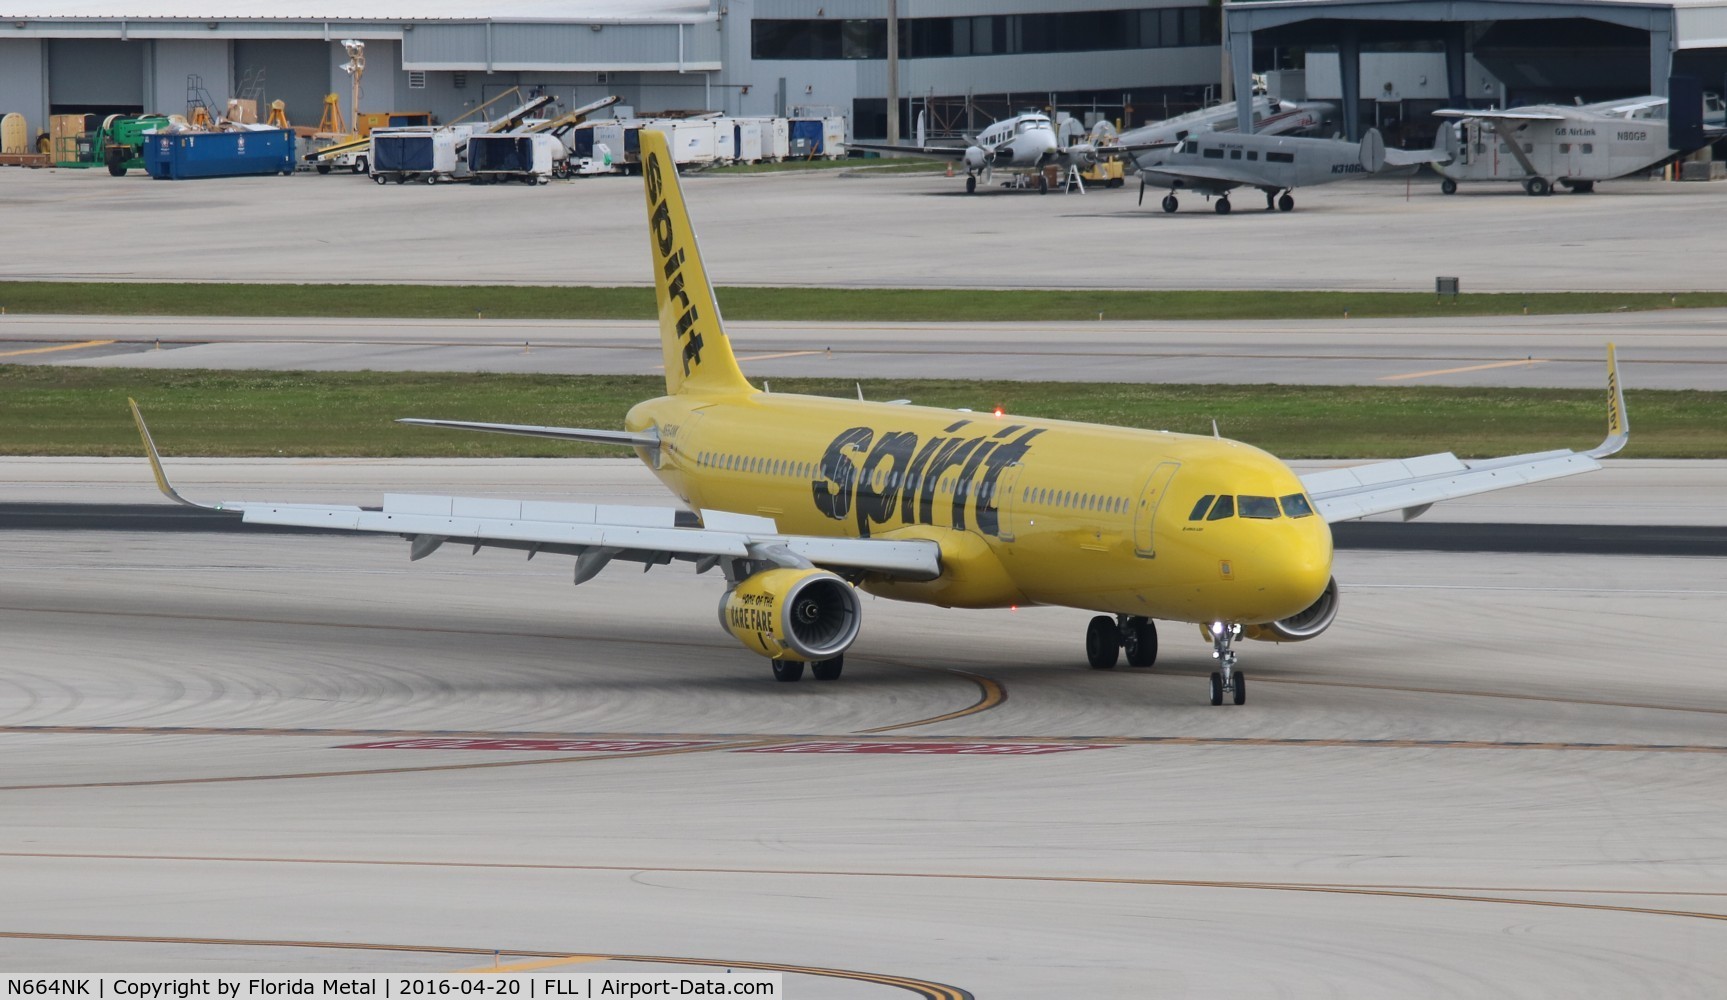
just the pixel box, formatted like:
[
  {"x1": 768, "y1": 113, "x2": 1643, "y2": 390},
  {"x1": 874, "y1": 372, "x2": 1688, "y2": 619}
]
[
  {"x1": 1430, "y1": 94, "x2": 1726, "y2": 195},
  {"x1": 130, "y1": 129, "x2": 1630, "y2": 705},
  {"x1": 1124, "y1": 127, "x2": 1438, "y2": 213},
  {"x1": 850, "y1": 111, "x2": 1171, "y2": 193}
]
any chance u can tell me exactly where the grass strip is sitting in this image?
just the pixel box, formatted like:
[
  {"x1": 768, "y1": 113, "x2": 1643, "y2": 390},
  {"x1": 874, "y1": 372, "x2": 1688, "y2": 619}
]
[
  {"x1": 3, "y1": 367, "x2": 1719, "y2": 459},
  {"x1": 1, "y1": 281, "x2": 1724, "y2": 323}
]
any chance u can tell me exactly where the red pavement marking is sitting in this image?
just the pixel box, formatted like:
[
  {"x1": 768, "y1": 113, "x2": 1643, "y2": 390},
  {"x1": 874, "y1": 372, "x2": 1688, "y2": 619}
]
[
  {"x1": 739, "y1": 742, "x2": 1114, "y2": 755},
  {"x1": 337, "y1": 738, "x2": 715, "y2": 753}
]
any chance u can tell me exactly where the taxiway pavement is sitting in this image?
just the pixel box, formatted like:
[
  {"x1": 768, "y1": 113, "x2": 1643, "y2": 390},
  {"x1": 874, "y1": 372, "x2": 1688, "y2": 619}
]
[
  {"x1": 1, "y1": 464, "x2": 1724, "y2": 995},
  {"x1": 5, "y1": 310, "x2": 1726, "y2": 388},
  {"x1": 6, "y1": 167, "x2": 1727, "y2": 291}
]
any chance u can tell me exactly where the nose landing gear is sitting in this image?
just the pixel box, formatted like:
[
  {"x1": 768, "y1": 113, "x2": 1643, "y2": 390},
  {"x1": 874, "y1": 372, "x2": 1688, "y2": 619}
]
[{"x1": 1207, "y1": 621, "x2": 1246, "y2": 705}]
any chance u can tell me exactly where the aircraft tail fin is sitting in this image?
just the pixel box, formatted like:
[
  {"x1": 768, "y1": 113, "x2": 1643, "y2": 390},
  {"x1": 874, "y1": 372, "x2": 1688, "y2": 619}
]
[{"x1": 640, "y1": 128, "x2": 754, "y2": 398}]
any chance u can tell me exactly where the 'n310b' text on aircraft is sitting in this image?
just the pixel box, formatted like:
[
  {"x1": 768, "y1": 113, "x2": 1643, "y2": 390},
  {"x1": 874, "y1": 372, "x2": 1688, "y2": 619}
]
[
  {"x1": 130, "y1": 129, "x2": 1629, "y2": 706},
  {"x1": 850, "y1": 111, "x2": 1169, "y2": 194},
  {"x1": 1430, "y1": 93, "x2": 1726, "y2": 196}
]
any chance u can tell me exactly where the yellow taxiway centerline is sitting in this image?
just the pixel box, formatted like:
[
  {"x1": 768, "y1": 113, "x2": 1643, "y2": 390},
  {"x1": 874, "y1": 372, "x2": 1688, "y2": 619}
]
[
  {"x1": 0, "y1": 339, "x2": 116, "y2": 358},
  {"x1": 1379, "y1": 358, "x2": 1549, "y2": 381}
]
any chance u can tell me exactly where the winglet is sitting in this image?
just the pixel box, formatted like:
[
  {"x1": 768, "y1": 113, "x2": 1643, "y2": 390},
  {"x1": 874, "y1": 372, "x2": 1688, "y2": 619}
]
[
  {"x1": 1587, "y1": 342, "x2": 1630, "y2": 458},
  {"x1": 128, "y1": 398, "x2": 226, "y2": 511}
]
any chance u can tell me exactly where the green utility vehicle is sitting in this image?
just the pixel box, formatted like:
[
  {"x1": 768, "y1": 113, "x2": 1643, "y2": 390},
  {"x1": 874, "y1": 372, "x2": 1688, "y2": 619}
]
[{"x1": 99, "y1": 114, "x2": 171, "y2": 175}]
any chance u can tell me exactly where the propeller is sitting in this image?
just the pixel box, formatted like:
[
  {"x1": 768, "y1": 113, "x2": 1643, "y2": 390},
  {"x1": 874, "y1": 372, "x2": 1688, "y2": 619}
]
[{"x1": 1138, "y1": 175, "x2": 1147, "y2": 206}]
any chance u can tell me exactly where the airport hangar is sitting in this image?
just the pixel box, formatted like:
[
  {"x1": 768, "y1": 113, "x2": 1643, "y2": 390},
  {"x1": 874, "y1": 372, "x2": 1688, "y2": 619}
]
[
  {"x1": 0, "y1": 0, "x2": 1233, "y2": 147},
  {"x1": 7, "y1": 0, "x2": 1727, "y2": 147},
  {"x1": 1228, "y1": 0, "x2": 1727, "y2": 141}
]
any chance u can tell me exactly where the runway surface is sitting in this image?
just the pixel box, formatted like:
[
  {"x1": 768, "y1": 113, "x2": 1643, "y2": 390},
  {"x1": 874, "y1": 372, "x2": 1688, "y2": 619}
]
[
  {"x1": 2, "y1": 462, "x2": 1725, "y2": 995},
  {"x1": 6, "y1": 167, "x2": 1727, "y2": 291},
  {"x1": 6, "y1": 310, "x2": 1726, "y2": 388}
]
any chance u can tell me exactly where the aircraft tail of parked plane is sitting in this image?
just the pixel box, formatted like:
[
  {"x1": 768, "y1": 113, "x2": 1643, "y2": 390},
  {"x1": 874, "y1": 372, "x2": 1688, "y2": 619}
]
[{"x1": 128, "y1": 129, "x2": 1631, "y2": 705}]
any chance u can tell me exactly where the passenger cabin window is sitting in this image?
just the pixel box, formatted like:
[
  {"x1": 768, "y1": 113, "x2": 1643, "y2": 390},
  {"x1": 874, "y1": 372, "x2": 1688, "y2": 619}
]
[
  {"x1": 1238, "y1": 495, "x2": 1280, "y2": 519},
  {"x1": 1280, "y1": 493, "x2": 1314, "y2": 518},
  {"x1": 1229, "y1": 149, "x2": 1241, "y2": 160},
  {"x1": 1189, "y1": 495, "x2": 1215, "y2": 520},
  {"x1": 1247, "y1": 151, "x2": 1259, "y2": 161},
  {"x1": 1581, "y1": 143, "x2": 1594, "y2": 154},
  {"x1": 1202, "y1": 147, "x2": 1224, "y2": 160},
  {"x1": 1559, "y1": 143, "x2": 1570, "y2": 154},
  {"x1": 1266, "y1": 151, "x2": 1294, "y2": 164},
  {"x1": 1206, "y1": 495, "x2": 1235, "y2": 521}
]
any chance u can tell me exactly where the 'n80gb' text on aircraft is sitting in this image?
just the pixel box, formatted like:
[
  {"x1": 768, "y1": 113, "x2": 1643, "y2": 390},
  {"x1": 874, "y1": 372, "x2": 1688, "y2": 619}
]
[{"x1": 132, "y1": 130, "x2": 1629, "y2": 706}]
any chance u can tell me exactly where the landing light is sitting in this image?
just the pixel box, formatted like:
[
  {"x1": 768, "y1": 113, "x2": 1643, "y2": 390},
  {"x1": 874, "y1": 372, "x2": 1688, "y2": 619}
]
[{"x1": 1210, "y1": 621, "x2": 1225, "y2": 637}]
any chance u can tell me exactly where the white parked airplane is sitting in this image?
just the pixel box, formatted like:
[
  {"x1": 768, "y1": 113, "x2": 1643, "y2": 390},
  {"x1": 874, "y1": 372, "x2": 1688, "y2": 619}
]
[
  {"x1": 851, "y1": 111, "x2": 1169, "y2": 194},
  {"x1": 1430, "y1": 94, "x2": 1726, "y2": 196},
  {"x1": 1125, "y1": 127, "x2": 1431, "y2": 214}
]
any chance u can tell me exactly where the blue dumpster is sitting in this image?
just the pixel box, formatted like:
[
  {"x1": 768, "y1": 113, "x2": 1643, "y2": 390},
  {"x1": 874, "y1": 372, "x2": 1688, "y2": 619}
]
[{"x1": 143, "y1": 129, "x2": 295, "y2": 180}]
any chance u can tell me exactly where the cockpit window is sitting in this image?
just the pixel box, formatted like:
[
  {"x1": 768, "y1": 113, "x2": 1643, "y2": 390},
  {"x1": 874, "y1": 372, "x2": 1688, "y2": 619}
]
[
  {"x1": 1280, "y1": 493, "x2": 1315, "y2": 518},
  {"x1": 1189, "y1": 495, "x2": 1215, "y2": 520},
  {"x1": 1206, "y1": 495, "x2": 1235, "y2": 521},
  {"x1": 1238, "y1": 495, "x2": 1280, "y2": 519}
]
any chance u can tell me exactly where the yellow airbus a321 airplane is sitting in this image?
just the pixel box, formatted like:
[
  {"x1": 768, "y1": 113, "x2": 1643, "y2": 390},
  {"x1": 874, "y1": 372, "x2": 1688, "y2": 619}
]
[{"x1": 131, "y1": 130, "x2": 1629, "y2": 705}]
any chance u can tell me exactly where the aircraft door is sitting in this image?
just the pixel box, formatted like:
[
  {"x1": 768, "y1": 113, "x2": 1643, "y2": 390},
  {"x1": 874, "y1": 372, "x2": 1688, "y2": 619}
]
[
  {"x1": 993, "y1": 462, "x2": 1026, "y2": 543},
  {"x1": 1132, "y1": 461, "x2": 1180, "y2": 558}
]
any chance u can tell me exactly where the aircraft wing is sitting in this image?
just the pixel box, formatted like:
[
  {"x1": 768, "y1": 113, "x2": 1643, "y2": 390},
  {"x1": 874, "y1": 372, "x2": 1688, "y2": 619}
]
[
  {"x1": 848, "y1": 141, "x2": 969, "y2": 160},
  {"x1": 1433, "y1": 109, "x2": 1566, "y2": 121},
  {"x1": 1382, "y1": 146, "x2": 1451, "y2": 167},
  {"x1": 1299, "y1": 345, "x2": 1628, "y2": 523},
  {"x1": 127, "y1": 401, "x2": 940, "y2": 582},
  {"x1": 1133, "y1": 162, "x2": 1256, "y2": 188}
]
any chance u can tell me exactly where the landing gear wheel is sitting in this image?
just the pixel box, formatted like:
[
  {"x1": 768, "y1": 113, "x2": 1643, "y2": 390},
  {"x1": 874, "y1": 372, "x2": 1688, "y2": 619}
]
[
  {"x1": 1523, "y1": 176, "x2": 1550, "y2": 197},
  {"x1": 1214, "y1": 197, "x2": 1232, "y2": 215},
  {"x1": 1123, "y1": 618, "x2": 1158, "y2": 668},
  {"x1": 771, "y1": 661, "x2": 805, "y2": 683},
  {"x1": 1085, "y1": 616, "x2": 1120, "y2": 670},
  {"x1": 1038, "y1": 174, "x2": 1049, "y2": 194},
  {"x1": 1209, "y1": 672, "x2": 1224, "y2": 706},
  {"x1": 1232, "y1": 671, "x2": 1247, "y2": 705},
  {"x1": 1440, "y1": 177, "x2": 1457, "y2": 195},
  {"x1": 1207, "y1": 621, "x2": 1241, "y2": 706},
  {"x1": 965, "y1": 175, "x2": 977, "y2": 194},
  {"x1": 1278, "y1": 193, "x2": 1295, "y2": 212},
  {"x1": 1161, "y1": 194, "x2": 1178, "y2": 213},
  {"x1": 811, "y1": 655, "x2": 844, "y2": 681}
]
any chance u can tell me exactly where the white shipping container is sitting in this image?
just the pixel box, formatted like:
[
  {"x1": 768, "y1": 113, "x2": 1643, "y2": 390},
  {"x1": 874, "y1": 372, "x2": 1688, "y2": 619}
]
[
  {"x1": 733, "y1": 117, "x2": 789, "y2": 160},
  {"x1": 714, "y1": 118, "x2": 736, "y2": 162},
  {"x1": 821, "y1": 116, "x2": 847, "y2": 159},
  {"x1": 734, "y1": 122, "x2": 762, "y2": 164},
  {"x1": 647, "y1": 119, "x2": 717, "y2": 165}
]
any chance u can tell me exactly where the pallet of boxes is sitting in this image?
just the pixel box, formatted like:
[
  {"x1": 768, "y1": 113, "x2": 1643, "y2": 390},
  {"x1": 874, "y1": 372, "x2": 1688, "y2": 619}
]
[{"x1": 0, "y1": 112, "x2": 50, "y2": 167}]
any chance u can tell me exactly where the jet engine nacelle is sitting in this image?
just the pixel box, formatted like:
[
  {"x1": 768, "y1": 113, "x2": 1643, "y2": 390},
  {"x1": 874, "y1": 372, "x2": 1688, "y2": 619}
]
[
  {"x1": 963, "y1": 147, "x2": 988, "y2": 171},
  {"x1": 720, "y1": 567, "x2": 861, "y2": 662},
  {"x1": 1243, "y1": 576, "x2": 1340, "y2": 643}
]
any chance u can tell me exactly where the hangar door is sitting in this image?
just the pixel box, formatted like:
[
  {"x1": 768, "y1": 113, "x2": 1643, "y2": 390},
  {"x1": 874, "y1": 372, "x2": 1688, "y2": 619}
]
[
  {"x1": 48, "y1": 39, "x2": 143, "y2": 114},
  {"x1": 232, "y1": 40, "x2": 330, "y2": 127}
]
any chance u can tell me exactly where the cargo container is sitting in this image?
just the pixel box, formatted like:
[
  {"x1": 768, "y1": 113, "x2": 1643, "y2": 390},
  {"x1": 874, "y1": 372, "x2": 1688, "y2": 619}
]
[
  {"x1": 468, "y1": 133, "x2": 563, "y2": 183},
  {"x1": 143, "y1": 128, "x2": 295, "y2": 180},
  {"x1": 734, "y1": 122, "x2": 763, "y2": 163},
  {"x1": 734, "y1": 117, "x2": 789, "y2": 161},
  {"x1": 646, "y1": 119, "x2": 717, "y2": 166},
  {"x1": 714, "y1": 121, "x2": 735, "y2": 163},
  {"x1": 369, "y1": 127, "x2": 469, "y2": 184}
]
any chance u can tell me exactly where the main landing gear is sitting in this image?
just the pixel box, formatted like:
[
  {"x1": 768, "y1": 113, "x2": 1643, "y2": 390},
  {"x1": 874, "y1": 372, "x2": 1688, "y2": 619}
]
[
  {"x1": 1085, "y1": 616, "x2": 1158, "y2": 670},
  {"x1": 1161, "y1": 194, "x2": 1179, "y2": 213},
  {"x1": 1207, "y1": 621, "x2": 1246, "y2": 706},
  {"x1": 772, "y1": 654, "x2": 844, "y2": 682},
  {"x1": 1214, "y1": 196, "x2": 1232, "y2": 215},
  {"x1": 1262, "y1": 190, "x2": 1296, "y2": 212}
]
